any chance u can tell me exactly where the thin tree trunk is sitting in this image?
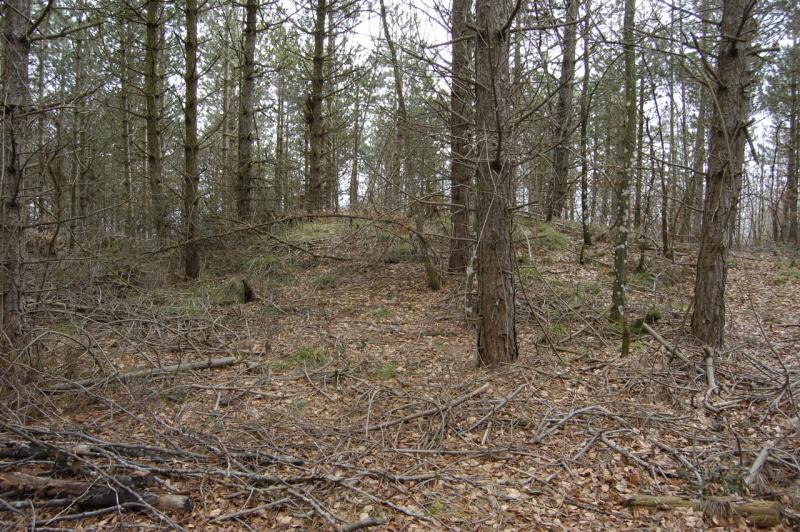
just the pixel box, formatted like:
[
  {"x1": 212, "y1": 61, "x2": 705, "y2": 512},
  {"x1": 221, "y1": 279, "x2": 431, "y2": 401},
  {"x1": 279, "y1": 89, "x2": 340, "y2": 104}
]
[
  {"x1": 785, "y1": 73, "x2": 798, "y2": 243},
  {"x1": 691, "y1": 0, "x2": 757, "y2": 348},
  {"x1": 275, "y1": 71, "x2": 286, "y2": 211},
  {"x1": 548, "y1": 0, "x2": 579, "y2": 221},
  {"x1": 236, "y1": 0, "x2": 257, "y2": 220},
  {"x1": 579, "y1": 0, "x2": 592, "y2": 255},
  {"x1": 448, "y1": 0, "x2": 473, "y2": 273},
  {"x1": 680, "y1": 97, "x2": 707, "y2": 242},
  {"x1": 183, "y1": 0, "x2": 200, "y2": 279},
  {"x1": 610, "y1": 0, "x2": 637, "y2": 331},
  {"x1": 379, "y1": 0, "x2": 441, "y2": 291},
  {"x1": 475, "y1": 0, "x2": 518, "y2": 366},
  {"x1": 1, "y1": 0, "x2": 31, "y2": 347},
  {"x1": 119, "y1": 29, "x2": 134, "y2": 237},
  {"x1": 349, "y1": 86, "x2": 361, "y2": 210}
]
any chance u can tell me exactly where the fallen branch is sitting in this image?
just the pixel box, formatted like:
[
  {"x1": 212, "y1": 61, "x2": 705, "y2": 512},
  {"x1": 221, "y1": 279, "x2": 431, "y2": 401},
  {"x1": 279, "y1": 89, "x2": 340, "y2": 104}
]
[
  {"x1": 340, "y1": 516, "x2": 388, "y2": 531},
  {"x1": 46, "y1": 356, "x2": 239, "y2": 392},
  {"x1": 0, "y1": 472, "x2": 193, "y2": 513},
  {"x1": 624, "y1": 494, "x2": 781, "y2": 528},
  {"x1": 465, "y1": 384, "x2": 527, "y2": 432},
  {"x1": 641, "y1": 323, "x2": 691, "y2": 363},
  {"x1": 744, "y1": 441, "x2": 773, "y2": 488},
  {"x1": 363, "y1": 383, "x2": 489, "y2": 432}
]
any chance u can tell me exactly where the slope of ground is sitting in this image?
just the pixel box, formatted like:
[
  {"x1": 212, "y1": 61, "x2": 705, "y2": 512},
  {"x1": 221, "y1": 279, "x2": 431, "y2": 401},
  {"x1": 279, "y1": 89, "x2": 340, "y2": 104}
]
[{"x1": 1, "y1": 218, "x2": 798, "y2": 530}]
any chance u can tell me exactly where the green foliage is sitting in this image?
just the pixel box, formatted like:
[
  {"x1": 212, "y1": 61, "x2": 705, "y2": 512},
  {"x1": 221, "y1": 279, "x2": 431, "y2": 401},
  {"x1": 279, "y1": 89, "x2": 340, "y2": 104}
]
[
  {"x1": 372, "y1": 307, "x2": 390, "y2": 318},
  {"x1": 372, "y1": 361, "x2": 397, "y2": 380},
  {"x1": 316, "y1": 272, "x2": 337, "y2": 288},
  {"x1": 630, "y1": 270, "x2": 655, "y2": 287},
  {"x1": 428, "y1": 501, "x2": 445, "y2": 516},
  {"x1": 293, "y1": 347, "x2": 327, "y2": 368},
  {"x1": 782, "y1": 265, "x2": 800, "y2": 280},
  {"x1": 536, "y1": 223, "x2": 571, "y2": 251}
]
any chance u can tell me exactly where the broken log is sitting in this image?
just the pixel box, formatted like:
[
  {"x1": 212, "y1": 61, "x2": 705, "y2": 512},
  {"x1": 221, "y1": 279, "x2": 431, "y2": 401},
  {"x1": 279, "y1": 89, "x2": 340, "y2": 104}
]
[
  {"x1": 46, "y1": 356, "x2": 239, "y2": 392},
  {"x1": 0, "y1": 472, "x2": 193, "y2": 512},
  {"x1": 624, "y1": 494, "x2": 781, "y2": 528}
]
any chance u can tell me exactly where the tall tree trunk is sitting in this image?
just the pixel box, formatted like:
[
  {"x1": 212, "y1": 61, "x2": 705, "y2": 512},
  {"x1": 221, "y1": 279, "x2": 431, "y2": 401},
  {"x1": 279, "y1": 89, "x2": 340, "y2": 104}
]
[
  {"x1": 680, "y1": 97, "x2": 707, "y2": 242},
  {"x1": 236, "y1": 0, "x2": 257, "y2": 220},
  {"x1": 579, "y1": 0, "x2": 593, "y2": 256},
  {"x1": 119, "y1": 28, "x2": 134, "y2": 236},
  {"x1": 691, "y1": 0, "x2": 757, "y2": 348},
  {"x1": 610, "y1": 0, "x2": 636, "y2": 328},
  {"x1": 2, "y1": 0, "x2": 31, "y2": 347},
  {"x1": 448, "y1": 0, "x2": 473, "y2": 273},
  {"x1": 349, "y1": 86, "x2": 361, "y2": 210},
  {"x1": 633, "y1": 74, "x2": 645, "y2": 229},
  {"x1": 306, "y1": 0, "x2": 326, "y2": 212},
  {"x1": 145, "y1": 0, "x2": 166, "y2": 239},
  {"x1": 785, "y1": 73, "x2": 798, "y2": 244},
  {"x1": 547, "y1": 0, "x2": 579, "y2": 221},
  {"x1": 475, "y1": 0, "x2": 518, "y2": 367},
  {"x1": 183, "y1": 0, "x2": 200, "y2": 279},
  {"x1": 275, "y1": 71, "x2": 286, "y2": 211},
  {"x1": 379, "y1": 0, "x2": 441, "y2": 291},
  {"x1": 324, "y1": 5, "x2": 337, "y2": 211}
]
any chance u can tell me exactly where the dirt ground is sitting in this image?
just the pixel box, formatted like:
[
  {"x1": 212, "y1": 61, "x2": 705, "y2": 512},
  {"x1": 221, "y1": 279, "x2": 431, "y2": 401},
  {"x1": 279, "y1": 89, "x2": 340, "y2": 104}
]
[{"x1": 1, "y1": 219, "x2": 798, "y2": 530}]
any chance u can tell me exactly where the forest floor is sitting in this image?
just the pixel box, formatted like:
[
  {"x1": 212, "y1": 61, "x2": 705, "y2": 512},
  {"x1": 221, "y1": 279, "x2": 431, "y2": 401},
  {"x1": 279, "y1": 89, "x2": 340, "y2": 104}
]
[{"x1": 2, "y1": 216, "x2": 799, "y2": 531}]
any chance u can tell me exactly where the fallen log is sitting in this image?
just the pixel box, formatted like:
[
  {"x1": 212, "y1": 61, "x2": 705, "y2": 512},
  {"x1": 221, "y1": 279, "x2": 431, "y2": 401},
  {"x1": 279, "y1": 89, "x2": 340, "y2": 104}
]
[
  {"x1": 624, "y1": 494, "x2": 781, "y2": 528},
  {"x1": 46, "y1": 356, "x2": 239, "y2": 392},
  {"x1": 0, "y1": 472, "x2": 193, "y2": 513}
]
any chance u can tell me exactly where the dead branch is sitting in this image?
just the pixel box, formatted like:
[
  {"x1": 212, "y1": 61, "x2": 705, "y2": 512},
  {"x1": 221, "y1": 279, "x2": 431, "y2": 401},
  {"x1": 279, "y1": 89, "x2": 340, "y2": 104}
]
[
  {"x1": 0, "y1": 472, "x2": 193, "y2": 513},
  {"x1": 363, "y1": 383, "x2": 489, "y2": 432},
  {"x1": 46, "y1": 356, "x2": 239, "y2": 392},
  {"x1": 624, "y1": 494, "x2": 781, "y2": 528},
  {"x1": 641, "y1": 323, "x2": 691, "y2": 364}
]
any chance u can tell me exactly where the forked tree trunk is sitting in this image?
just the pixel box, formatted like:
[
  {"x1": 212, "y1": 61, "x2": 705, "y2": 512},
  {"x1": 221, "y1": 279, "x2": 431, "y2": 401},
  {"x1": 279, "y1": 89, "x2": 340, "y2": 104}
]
[
  {"x1": 475, "y1": 0, "x2": 518, "y2": 366},
  {"x1": 236, "y1": 0, "x2": 257, "y2": 220},
  {"x1": 548, "y1": 0, "x2": 579, "y2": 222},
  {"x1": 1, "y1": 0, "x2": 31, "y2": 347},
  {"x1": 183, "y1": 0, "x2": 200, "y2": 279},
  {"x1": 448, "y1": 0, "x2": 473, "y2": 273},
  {"x1": 691, "y1": 0, "x2": 757, "y2": 348}
]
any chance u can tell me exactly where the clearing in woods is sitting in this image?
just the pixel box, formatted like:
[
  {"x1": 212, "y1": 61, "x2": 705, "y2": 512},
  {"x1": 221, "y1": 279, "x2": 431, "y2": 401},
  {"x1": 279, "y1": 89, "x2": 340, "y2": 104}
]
[{"x1": 2, "y1": 218, "x2": 799, "y2": 530}]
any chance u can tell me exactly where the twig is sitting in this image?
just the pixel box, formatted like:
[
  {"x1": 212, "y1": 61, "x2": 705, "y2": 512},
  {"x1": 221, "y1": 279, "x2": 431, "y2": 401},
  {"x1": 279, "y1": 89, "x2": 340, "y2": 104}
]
[
  {"x1": 364, "y1": 383, "x2": 489, "y2": 432},
  {"x1": 340, "y1": 516, "x2": 388, "y2": 531},
  {"x1": 209, "y1": 498, "x2": 291, "y2": 522},
  {"x1": 465, "y1": 384, "x2": 526, "y2": 432}
]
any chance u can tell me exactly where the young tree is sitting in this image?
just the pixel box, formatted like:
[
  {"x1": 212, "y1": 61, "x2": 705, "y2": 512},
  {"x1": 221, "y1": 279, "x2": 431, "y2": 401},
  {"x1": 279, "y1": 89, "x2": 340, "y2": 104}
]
[
  {"x1": 1, "y1": 0, "x2": 32, "y2": 347},
  {"x1": 447, "y1": 0, "x2": 473, "y2": 273},
  {"x1": 609, "y1": 0, "x2": 637, "y2": 329},
  {"x1": 475, "y1": 0, "x2": 518, "y2": 366},
  {"x1": 691, "y1": 0, "x2": 758, "y2": 347}
]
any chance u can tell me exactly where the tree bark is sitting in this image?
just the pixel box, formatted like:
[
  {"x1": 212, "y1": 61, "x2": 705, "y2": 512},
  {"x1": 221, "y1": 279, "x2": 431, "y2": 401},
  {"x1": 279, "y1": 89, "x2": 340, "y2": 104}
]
[
  {"x1": 144, "y1": 0, "x2": 167, "y2": 240},
  {"x1": 183, "y1": 0, "x2": 200, "y2": 279},
  {"x1": 785, "y1": 72, "x2": 798, "y2": 243},
  {"x1": 609, "y1": 0, "x2": 637, "y2": 326},
  {"x1": 579, "y1": 0, "x2": 593, "y2": 253},
  {"x1": 1, "y1": 0, "x2": 31, "y2": 347},
  {"x1": 548, "y1": 0, "x2": 580, "y2": 222},
  {"x1": 306, "y1": 0, "x2": 327, "y2": 212},
  {"x1": 236, "y1": 0, "x2": 257, "y2": 220},
  {"x1": 691, "y1": 0, "x2": 757, "y2": 348},
  {"x1": 475, "y1": 0, "x2": 518, "y2": 366},
  {"x1": 447, "y1": 0, "x2": 473, "y2": 273},
  {"x1": 680, "y1": 97, "x2": 707, "y2": 242}
]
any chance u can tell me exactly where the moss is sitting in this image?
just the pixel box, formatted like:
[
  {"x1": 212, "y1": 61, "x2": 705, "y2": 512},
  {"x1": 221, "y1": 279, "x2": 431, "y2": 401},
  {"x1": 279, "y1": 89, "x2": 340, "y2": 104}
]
[{"x1": 536, "y1": 223, "x2": 570, "y2": 251}]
